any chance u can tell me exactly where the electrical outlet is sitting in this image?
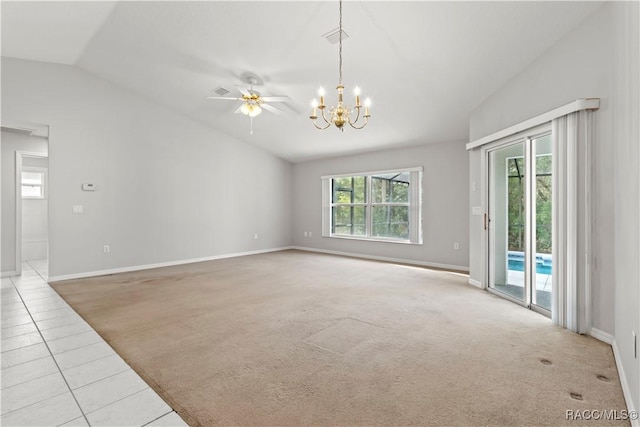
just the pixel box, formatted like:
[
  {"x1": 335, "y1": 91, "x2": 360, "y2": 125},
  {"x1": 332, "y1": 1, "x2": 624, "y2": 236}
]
[
  {"x1": 308, "y1": 232, "x2": 312, "y2": 237},
  {"x1": 253, "y1": 233, "x2": 259, "y2": 240},
  {"x1": 454, "y1": 242, "x2": 459, "y2": 250},
  {"x1": 103, "y1": 245, "x2": 110, "y2": 253},
  {"x1": 304, "y1": 232, "x2": 308, "y2": 237}
]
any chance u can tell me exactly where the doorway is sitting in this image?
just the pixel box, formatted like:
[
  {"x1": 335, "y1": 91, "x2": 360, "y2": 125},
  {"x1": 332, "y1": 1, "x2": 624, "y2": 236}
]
[
  {"x1": 487, "y1": 131, "x2": 553, "y2": 316},
  {"x1": 19, "y1": 154, "x2": 49, "y2": 279},
  {"x1": 1, "y1": 124, "x2": 49, "y2": 279}
]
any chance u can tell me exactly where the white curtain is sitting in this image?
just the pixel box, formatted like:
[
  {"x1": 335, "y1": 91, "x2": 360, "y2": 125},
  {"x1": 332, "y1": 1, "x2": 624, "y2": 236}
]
[{"x1": 552, "y1": 110, "x2": 592, "y2": 333}]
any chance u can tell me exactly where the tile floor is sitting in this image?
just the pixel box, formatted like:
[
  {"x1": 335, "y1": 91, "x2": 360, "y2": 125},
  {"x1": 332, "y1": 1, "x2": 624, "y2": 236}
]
[{"x1": 1, "y1": 261, "x2": 188, "y2": 426}]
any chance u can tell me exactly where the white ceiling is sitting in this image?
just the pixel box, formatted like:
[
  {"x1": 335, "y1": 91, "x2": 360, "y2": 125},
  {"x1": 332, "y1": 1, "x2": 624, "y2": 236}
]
[{"x1": 1, "y1": 1, "x2": 602, "y2": 162}]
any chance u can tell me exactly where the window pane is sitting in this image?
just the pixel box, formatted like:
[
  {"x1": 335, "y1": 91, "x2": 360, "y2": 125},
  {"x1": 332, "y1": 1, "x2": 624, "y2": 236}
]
[
  {"x1": 372, "y1": 173, "x2": 409, "y2": 203},
  {"x1": 536, "y1": 174, "x2": 552, "y2": 253},
  {"x1": 334, "y1": 190, "x2": 352, "y2": 204},
  {"x1": 332, "y1": 176, "x2": 366, "y2": 204},
  {"x1": 332, "y1": 206, "x2": 366, "y2": 236},
  {"x1": 507, "y1": 158, "x2": 525, "y2": 178},
  {"x1": 22, "y1": 185, "x2": 42, "y2": 198},
  {"x1": 536, "y1": 154, "x2": 552, "y2": 174},
  {"x1": 372, "y1": 206, "x2": 409, "y2": 239},
  {"x1": 536, "y1": 154, "x2": 552, "y2": 253},
  {"x1": 22, "y1": 171, "x2": 43, "y2": 186}
]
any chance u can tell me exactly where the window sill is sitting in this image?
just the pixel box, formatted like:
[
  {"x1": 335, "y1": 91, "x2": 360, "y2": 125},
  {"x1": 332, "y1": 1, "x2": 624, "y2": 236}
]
[{"x1": 326, "y1": 235, "x2": 422, "y2": 245}]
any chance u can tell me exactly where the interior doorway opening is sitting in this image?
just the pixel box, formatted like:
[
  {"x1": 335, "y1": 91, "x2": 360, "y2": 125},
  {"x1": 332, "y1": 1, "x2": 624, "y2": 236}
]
[
  {"x1": 20, "y1": 156, "x2": 49, "y2": 279},
  {"x1": 0, "y1": 123, "x2": 49, "y2": 279}
]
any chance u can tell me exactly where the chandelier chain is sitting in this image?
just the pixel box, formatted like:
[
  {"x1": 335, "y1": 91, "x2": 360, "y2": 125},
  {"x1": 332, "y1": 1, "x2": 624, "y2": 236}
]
[{"x1": 339, "y1": 0, "x2": 343, "y2": 85}]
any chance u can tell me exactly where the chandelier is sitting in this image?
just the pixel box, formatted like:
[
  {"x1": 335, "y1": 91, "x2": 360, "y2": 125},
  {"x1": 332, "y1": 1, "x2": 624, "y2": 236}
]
[{"x1": 310, "y1": 0, "x2": 370, "y2": 131}]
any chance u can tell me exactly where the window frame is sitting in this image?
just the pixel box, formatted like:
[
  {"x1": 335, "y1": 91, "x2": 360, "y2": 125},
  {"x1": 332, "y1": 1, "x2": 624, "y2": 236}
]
[
  {"x1": 21, "y1": 167, "x2": 47, "y2": 200},
  {"x1": 322, "y1": 167, "x2": 423, "y2": 244}
]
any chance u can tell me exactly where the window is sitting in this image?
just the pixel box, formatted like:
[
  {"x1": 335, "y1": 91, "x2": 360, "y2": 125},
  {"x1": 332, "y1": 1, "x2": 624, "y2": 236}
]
[
  {"x1": 21, "y1": 168, "x2": 47, "y2": 199},
  {"x1": 322, "y1": 168, "x2": 422, "y2": 244}
]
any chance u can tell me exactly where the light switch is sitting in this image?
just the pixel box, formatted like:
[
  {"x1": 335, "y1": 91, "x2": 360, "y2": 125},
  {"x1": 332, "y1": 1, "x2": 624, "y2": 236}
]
[
  {"x1": 472, "y1": 206, "x2": 483, "y2": 216},
  {"x1": 72, "y1": 205, "x2": 83, "y2": 214}
]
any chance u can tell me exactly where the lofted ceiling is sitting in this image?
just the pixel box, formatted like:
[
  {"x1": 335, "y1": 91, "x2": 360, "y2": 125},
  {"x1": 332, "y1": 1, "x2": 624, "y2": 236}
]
[{"x1": 1, "y1": 1, "x2": 602, "y2": 162}]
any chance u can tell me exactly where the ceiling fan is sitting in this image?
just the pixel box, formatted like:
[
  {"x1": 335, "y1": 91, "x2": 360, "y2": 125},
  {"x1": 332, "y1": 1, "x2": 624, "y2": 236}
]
[{"x1": 207, "y1": 75, "x2": 289, "y2": 118}]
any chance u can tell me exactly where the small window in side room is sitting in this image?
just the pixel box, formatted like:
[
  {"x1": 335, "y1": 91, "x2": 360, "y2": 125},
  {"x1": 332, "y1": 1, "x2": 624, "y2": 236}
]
[{"x1": 21, "y1": 169, "x2": 46, "y2": 199}]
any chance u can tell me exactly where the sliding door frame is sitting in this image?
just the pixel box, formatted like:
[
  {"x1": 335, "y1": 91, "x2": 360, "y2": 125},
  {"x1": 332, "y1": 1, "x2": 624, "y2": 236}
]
[{"x1": 481, "y1": 123, "x2": 552, "y2": 314}]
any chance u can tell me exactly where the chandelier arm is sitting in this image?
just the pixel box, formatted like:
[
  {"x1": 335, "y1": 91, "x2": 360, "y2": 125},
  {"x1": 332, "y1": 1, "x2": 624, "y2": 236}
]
[
  {"x1": 348, "y1": 116, "x2": 369, "y2": 130},
  {"x1": 349, "y1": 107, "x2": 361, "y2": 124},
  {"x1": 320, "y1": 108, "x2": 332, "y2": 126},
  {"x1": 312, "y1": 119, "x2": 332, "y2": 130}
]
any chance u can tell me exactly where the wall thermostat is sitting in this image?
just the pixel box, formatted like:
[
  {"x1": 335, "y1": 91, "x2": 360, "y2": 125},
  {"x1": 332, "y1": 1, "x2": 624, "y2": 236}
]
[{"x1": 81, "y1": 183, "x2": 96, "y2": 191}]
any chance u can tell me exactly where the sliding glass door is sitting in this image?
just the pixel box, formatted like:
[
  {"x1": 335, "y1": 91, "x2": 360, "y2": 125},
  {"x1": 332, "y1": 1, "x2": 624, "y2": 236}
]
[{"x1": 488, "y1": 133, "x2": 552, "y2": 315}]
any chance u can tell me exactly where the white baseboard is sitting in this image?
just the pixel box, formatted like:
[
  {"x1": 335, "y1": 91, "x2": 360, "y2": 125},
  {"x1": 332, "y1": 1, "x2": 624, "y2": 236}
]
[
  {"x1": 1, "y1": 271, "x2": 18, "y2": 278},
  {"x1": 468, "y1": 278, "x2": 483, "y2": 288},
  {"x1": 291, "y1": 246, "x2": 469, "y2": 273},
  {"x1": 589, "y1": 328, "x2": 614, "y2": 345},
  {"x1": 612, "y1": 340, "x2": 639, "y2": 426},
  {"x1": 48, "y1": 246, "x2": 294, "y2": 282}
]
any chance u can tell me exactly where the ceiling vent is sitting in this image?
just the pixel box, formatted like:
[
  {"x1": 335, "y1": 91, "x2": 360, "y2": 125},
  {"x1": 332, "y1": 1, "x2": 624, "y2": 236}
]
[
  {"x1": 322, "y1": 27, "x2": 350, "y2": 45},
  {"x1": 213, "y1": 86, "x2": 230, "y2": 96}
]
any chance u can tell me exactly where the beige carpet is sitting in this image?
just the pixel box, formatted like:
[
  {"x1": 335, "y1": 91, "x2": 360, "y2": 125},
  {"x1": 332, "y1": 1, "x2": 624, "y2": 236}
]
[{"x1": 51, "y1": 250, "x2": 628, "y2": 426}]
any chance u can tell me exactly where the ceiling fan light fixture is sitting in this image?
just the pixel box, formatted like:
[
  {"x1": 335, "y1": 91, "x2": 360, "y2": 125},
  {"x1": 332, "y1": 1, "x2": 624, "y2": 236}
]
[
  {"x1": 240, "y1": 102, "x2": 262, "y2": 117},
  {"x1": 310, "y1": 0, "x2": 370, "y2": 131},
  {"x1": 248, "y1": 104, "x2": 262, "y2": 117}
]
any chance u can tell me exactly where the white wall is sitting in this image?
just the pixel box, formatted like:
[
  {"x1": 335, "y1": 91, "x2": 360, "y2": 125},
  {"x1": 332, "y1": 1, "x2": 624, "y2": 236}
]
[
  {"x1": 292, "y1": 142, "x2": 469, "y2": 270},
  {"x1": 1, "y1": 131, "x2": 48, "y2": 274},
  {"x1": 469, "y1": 2, "x2": 639, "y2": 412},
  {"x1": 612, "y1": 0, "x2": 640, "y2": 414},
  {"x1": 1, "y1": 58, "x2": 292, "y2": 279}
]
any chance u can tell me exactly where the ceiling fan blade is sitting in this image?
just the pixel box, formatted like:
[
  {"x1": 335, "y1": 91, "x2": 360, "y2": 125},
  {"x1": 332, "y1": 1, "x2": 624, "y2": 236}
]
[
  {"x1": 234, "y1": 85, "x2": 251, "y2": 97},
  {"x1": 260, "y1": 96, "x2": 290, "y2": 103},
  {"x1": 207, "y1": 96, "x2": 243, "y2": 100},
  {"x1": 262, "y1": 103, "x2": 283, "y2": 115},
  {"x1": 233, "y1": 105, "x2": 244, "y2": 114}
]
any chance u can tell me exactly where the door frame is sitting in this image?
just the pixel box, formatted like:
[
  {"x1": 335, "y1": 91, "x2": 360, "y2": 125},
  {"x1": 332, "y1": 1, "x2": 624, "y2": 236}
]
[
  {"x1": 15, "y1": 150, "x2": 49, "y2": 276},
  {"x1": 481, "y1": 123, "x2": 552, "y2": 314}
]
